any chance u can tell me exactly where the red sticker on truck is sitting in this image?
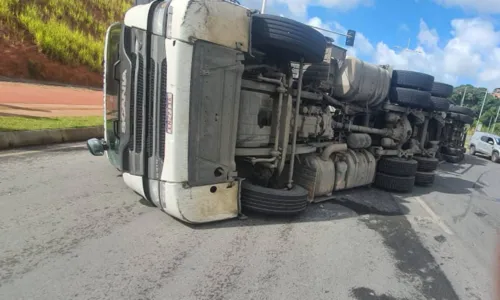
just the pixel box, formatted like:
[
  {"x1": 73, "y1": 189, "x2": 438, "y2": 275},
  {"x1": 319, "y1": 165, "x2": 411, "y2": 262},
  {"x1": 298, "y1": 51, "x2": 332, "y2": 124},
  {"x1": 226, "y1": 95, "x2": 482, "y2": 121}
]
[{"x1": 167, "y1": 92, "x2": 173, "y2": 134}]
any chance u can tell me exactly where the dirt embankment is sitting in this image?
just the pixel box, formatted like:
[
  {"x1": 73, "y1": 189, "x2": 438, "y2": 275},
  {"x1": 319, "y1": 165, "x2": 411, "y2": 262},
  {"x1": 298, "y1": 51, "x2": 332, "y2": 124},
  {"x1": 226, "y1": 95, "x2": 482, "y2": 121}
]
[{"x1": 0, "y1": 38, "x2": 102, "y2": 88}]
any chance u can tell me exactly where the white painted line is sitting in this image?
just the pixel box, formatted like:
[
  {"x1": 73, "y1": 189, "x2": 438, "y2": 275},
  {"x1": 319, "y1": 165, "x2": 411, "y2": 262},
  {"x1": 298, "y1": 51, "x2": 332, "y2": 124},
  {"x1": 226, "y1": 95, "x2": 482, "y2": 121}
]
[
  {"x1": 0, "y1": 144, "x2": 85, "y2": 158},
  {"x1": 414, "y1": 196, "x2": 454, "y2": 235}
]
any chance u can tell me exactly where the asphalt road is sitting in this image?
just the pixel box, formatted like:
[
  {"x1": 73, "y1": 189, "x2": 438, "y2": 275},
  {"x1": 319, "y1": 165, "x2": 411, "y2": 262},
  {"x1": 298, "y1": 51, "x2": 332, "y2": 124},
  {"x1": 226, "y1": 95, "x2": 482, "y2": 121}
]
[{"x1": 0, "y1": 143, "x2": 499, "y2": 300}]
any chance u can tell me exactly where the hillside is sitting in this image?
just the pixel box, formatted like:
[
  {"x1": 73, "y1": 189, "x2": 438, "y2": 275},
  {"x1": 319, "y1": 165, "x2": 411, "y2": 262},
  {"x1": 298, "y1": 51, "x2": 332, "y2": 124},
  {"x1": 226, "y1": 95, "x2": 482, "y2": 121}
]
[{"x1": 0, "y1": 0, "x2": 132, "y2": 87}]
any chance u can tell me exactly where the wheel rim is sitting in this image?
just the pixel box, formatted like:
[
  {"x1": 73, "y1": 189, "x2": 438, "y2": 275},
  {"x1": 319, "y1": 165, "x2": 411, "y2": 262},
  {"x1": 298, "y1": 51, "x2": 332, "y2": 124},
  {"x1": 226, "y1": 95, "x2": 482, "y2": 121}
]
[{"x1": 470, "y1": 146, "x2": 475, "y2": 154}]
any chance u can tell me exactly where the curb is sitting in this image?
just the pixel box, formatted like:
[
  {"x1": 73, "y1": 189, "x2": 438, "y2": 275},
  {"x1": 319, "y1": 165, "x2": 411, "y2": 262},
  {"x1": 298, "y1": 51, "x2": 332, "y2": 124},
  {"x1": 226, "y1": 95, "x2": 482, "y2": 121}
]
[{"x1": 0, "y1": 126, "x2": 104, "y2": 150}]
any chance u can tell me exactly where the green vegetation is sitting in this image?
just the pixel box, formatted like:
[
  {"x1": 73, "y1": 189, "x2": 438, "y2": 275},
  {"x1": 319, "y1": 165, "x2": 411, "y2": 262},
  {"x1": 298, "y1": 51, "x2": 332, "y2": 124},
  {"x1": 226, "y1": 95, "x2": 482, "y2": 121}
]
[
  {"x1": 1, "y1": 0, "x2": 132, "y2": 71},
  {"x1": 0, "y1": 116, "x2": 103, "y2": 131},
  {"x1": 450, "y1": 85, "x2": 500, "y2": 135}
]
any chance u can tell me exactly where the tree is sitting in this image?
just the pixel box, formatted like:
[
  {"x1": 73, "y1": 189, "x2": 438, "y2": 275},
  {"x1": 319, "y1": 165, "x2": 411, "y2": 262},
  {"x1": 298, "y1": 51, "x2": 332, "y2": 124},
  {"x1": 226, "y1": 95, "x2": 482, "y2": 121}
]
[{"x1": 450, "y1": 84, "x2": 500, "y2": 131}]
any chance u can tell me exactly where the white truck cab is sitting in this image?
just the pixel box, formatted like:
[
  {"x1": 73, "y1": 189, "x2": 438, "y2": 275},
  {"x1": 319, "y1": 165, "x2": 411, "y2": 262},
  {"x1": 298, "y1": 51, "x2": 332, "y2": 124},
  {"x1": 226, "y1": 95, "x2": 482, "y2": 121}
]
[
  {"x1": 469, "y1": 131, "x2": 500, "y2": 162},
  {"x1": 88, "y1": 0, "x2": 252, "y2": 224}
]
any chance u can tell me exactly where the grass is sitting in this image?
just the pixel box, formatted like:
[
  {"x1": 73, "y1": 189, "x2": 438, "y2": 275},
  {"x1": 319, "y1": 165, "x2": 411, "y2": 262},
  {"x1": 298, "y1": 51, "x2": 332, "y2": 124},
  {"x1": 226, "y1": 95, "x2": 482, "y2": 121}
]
[
  {"x1": 1, "y1": 0, "x2": 132, "y2": 72},
  {"x1": 0, "y1": 116, "x2": 103, "y2": 131}
]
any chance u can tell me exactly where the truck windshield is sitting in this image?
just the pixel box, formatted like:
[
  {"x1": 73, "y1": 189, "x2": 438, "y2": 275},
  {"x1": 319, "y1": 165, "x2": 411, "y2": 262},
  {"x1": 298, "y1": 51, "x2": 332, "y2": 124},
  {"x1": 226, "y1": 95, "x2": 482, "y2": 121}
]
[{"x1": 103, "y1": 23, "x2": 122, "y2": 169}]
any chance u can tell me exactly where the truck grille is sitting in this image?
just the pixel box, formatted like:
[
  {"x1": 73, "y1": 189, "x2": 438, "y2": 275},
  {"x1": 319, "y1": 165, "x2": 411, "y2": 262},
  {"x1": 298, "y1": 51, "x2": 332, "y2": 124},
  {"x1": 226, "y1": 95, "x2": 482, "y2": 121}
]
[
  {"x1": 147, "y1": 58, "x2": 156, "y2": 158},
  {"x1": 159, "y1": 58, "x2": 167, "y2": 161},
  {"x1": 128, "y1": 53, "x2": 136, "y2": 151},
  {"x1": 135, "y1": 53, "x2": 145, "y2": 153}
]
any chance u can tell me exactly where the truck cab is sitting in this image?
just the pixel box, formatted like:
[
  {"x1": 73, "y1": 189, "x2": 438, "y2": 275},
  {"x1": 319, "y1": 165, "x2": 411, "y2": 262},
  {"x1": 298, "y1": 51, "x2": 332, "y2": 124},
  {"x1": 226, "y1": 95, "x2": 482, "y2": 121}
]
[{"x1": 88, "y1": 0, "x2": 256, "y2": 223}]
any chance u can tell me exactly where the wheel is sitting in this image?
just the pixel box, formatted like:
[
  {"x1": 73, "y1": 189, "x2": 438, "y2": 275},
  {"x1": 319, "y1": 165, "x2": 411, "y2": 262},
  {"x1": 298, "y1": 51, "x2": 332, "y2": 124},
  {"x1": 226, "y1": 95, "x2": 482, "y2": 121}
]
[
  {"x1": 415, "y1": 171, "x2": 435, "y2": 186},
  {"x1": 444, "y1": 147, "x2": 462, "y2": 156},
  {"x1": 442, "y1": 153, "x2": 461, "y2": 163},
  {"x1": 492, "y1": 151, "x2": 500, "y2": 163},
  {"x1": 448, "y1": 112, "x2": 474, "y2": 124},
  {"x1": 459, "y1": 114, "x2": 474, "y2": 125},
  {"x1": 251, "y1": 14, "x2": 327, "y2": 64},
  {"x1": 389, "y1": 87, "x2": 432, "y2": 109},
  {"x1": 391, "y1": 70, "x2": 434, "y2": 91},
  {"x1": 431, "y1": 82, "x2": 453, "y2": 98},
  {"x1": 469, "y1": 145, "x2": 476, "y2": 155},
  {"x1": 377, "y1": 157, "x2": 418, "y2": 177},
  {"x1": 374, "y1": 172, "x2": 415, "y2": 193},
  {"x1": 429, "y1": 96, "x2": 450, "y2": 112},
  {"x1": 449, "y1": 105, "x2": 474, "y2": 117},
  {"x1": 413, "y1": 156, "x2": 439, "y2": 172},
  {"x1": 240, "y1": 181, "x2": 308, "y2": 215},
  {"x1": 302, "y1": 62, "x2": 332, "y2": 82}
]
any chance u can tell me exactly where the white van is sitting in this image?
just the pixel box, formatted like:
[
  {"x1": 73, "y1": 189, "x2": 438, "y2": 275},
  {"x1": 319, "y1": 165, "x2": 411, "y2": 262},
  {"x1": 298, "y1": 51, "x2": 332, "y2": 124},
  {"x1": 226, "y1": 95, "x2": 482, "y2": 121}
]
[{"x1": 469, "y1": 131, "x2": 500, "y2": 162}]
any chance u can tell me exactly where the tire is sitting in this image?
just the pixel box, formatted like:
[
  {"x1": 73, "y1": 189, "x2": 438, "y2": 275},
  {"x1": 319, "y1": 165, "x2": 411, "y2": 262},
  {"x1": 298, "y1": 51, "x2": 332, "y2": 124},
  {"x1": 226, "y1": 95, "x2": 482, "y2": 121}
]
[
  {"x1": 459, "y1": 114, "x2": 474, "y2": 125},
  {"x1": 391, "y1": 70, "x2": 434, "y2": 91},
  {"x1": 374, "y1": 172, "x2": 415, "y2": 193},
  {"x1": 377, "y1": 157, "x2": 418, "y2": 177},
  {"x1": 444, "y1": 147, "x2": 462, "y2": 156},
  {"x1": 302, "y1": 62, "x2": 331, "y2": 82},
  {"x1": 430, "y1": 96, "x2": 450, "y2": 112},
  {"x1": 431, "y1": 82, "x2": 453, "y2": 98},
  {"x1": 251, "y1": 14, "x2": 327, "y2": 64},
  {"x1": 240, "y1": 181, "x2": 308, "y2": 215},
  {"x1": 413, "y1": 156, "x2": 439, "y2": 172},
  {"x1": 469, "y1": 145, "x2": 476, "y2": 155},
  {"x1": 389, "y1": 87, "x2": 432, "y2": 109},
  {"x1": 492, "y1": 151, "x2": 500, "y2": 163},
  {"x1": 449, "y1": 105, "x2": 474, "y2": 117},
  {"x1": 442, "y1": 153, "x2": 461, "y2": 163},
  {"x1": 449, "y1": 112, "x2": 474, "y2": 124},
  {"x1": 436, "y1": 151, "x2": 444, "y2": 162},
  {"x1": 415, "y1": 171, "x2": 435, "y2": 186}
]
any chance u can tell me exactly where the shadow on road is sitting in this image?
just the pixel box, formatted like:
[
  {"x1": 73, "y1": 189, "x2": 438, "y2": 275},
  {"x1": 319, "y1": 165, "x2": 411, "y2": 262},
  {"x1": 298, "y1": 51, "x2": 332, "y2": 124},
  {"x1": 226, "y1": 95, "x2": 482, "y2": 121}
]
[
  {"x1": 192, "y1": 187, "x2": 411, "y2": 230},
  {"x1": 438, "y1": 154, "x2": 488, "y2": 177},
  {"x1": 410, "y1": 174, "x2": 482, "y2": 196}
]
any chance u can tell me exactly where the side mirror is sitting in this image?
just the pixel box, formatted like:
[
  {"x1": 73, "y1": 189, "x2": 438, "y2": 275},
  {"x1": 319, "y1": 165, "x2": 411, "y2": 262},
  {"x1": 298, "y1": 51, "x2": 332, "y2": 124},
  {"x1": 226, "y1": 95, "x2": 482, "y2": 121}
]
[
  {"x1": 345, "y1": 30, "x2": 356, "y2": 47},
  {"x1": 87, "y1": 138, "x2": 108, "y2": 156},
  {"x1": 488, "y1": 140, "x2": 494, "y2": 145}
]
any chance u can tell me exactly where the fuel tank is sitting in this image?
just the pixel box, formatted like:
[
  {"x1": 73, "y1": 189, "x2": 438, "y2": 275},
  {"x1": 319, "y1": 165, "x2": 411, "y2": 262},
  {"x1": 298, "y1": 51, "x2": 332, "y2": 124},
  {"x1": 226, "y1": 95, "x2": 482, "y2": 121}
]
[
  {"x1": 294, "y1": 149, "x2": 376, "y2": 199},
  {"x1": 333, "y1": 57, "x2": 391, "y2": 107}
]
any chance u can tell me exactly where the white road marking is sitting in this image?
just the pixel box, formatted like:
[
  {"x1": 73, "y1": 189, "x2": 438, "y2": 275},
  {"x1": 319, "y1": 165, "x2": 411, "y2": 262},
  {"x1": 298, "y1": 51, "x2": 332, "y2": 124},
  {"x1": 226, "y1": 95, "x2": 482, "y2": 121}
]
[
  {"x1": 0, "y1": 143, "x2": 85, "y2": 158},
  {"x1": 413, "y1": 196, "x2": 454, "y2": 235}
]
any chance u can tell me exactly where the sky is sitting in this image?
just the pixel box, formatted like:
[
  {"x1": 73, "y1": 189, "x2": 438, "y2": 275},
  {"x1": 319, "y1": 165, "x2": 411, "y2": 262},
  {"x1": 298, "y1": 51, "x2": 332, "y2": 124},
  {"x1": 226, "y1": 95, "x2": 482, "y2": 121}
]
[{"x1": 240, "y1": 0, "x2": 500, "y2": 90}]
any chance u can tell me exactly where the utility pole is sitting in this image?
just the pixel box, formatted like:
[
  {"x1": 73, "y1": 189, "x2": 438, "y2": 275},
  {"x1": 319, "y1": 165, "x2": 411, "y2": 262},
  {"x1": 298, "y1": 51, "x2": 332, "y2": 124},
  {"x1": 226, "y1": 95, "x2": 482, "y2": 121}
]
[
  {"x1": 460, "y1": 86, "x2": 467, "y2": 106},
  {"x1": 488, "y1": 117, "x2": 493, "y2": 132},
  {"x1": 394, "y1": 38, "x2": 423, "y2": 54},
  {"x1": 478, "y1": 90, "x2": 488, "y2": 121},
  {"x1": 261, "y1": 0, "x2": 266, "y2": 13},
  {"x1": 492, "y1": 105, "x2": 500, "y2": 133}
]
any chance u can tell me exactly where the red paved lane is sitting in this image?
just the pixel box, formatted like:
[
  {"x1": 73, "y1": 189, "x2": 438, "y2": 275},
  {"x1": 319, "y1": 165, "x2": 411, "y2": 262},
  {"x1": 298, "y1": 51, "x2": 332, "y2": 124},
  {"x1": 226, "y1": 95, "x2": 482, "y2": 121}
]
[
  {"x1": 0, "y1": 82, "x2": 101, "y2": 105},
  {"x1": 0, "y1": 82, "x2": 102, "y2": 117}
]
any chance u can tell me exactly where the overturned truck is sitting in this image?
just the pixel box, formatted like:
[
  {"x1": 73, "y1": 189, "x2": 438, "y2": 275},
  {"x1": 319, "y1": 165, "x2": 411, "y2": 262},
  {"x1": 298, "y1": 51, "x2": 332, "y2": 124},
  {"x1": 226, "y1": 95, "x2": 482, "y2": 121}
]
[{"x1": 87, "y1": 0, "x2": 457, "y2": 224}]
